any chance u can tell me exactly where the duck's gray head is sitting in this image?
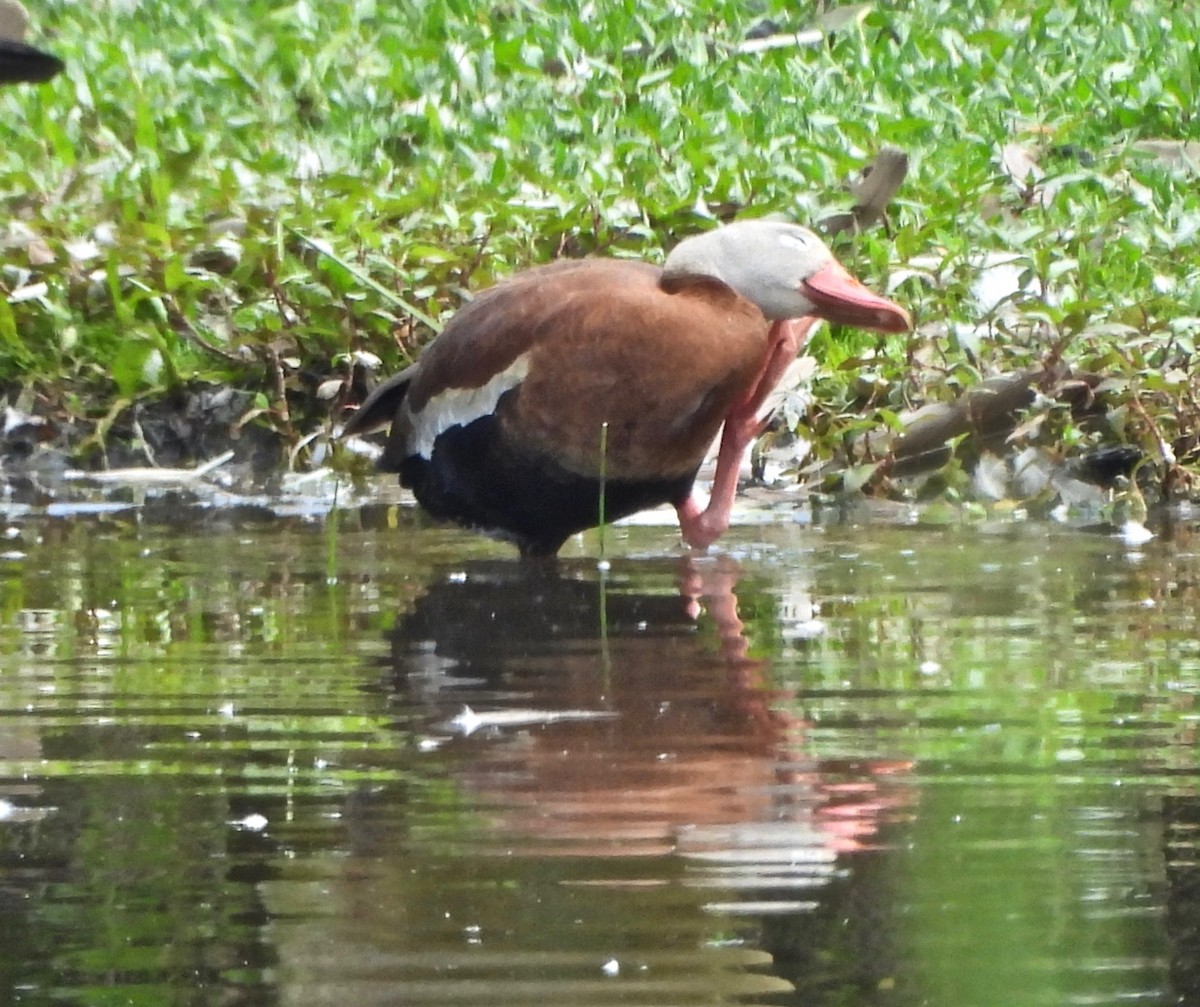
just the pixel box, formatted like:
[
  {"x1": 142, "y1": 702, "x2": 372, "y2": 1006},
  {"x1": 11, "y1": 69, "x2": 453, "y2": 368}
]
[{"x1": 663, "y1": 220, "x2": 911, "y2": 332}]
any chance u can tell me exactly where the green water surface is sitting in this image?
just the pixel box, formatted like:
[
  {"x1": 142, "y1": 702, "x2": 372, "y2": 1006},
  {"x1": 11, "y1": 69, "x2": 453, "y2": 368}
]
[{"x1": 0, "y1": 503, "x2": 1197, "y2": 1006}]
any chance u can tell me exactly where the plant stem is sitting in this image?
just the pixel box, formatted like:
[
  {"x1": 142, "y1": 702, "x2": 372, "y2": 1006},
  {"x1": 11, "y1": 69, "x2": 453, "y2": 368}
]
[{"x1": 597, "y1": 421, "x2": 609, "y2": 562}]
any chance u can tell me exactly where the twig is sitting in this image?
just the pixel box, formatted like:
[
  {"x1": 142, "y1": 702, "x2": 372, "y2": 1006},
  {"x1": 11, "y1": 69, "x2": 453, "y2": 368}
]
[
  {"x1": 268, "y1": 349, "x2": 293, "y2": 436},
  {"x1": 66, "y1": 450, "x2": 235, "y2": 485}
]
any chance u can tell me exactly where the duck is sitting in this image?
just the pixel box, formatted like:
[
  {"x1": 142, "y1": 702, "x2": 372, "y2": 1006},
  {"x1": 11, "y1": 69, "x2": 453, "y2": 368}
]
[
  {"x1": 342, "y1": 219, "x2": 911, "y2": 557},
  {"x1": 0, "y1": 0, "x2": 62, "y2": 84},
  {"x1": 0, "y1": 38, "x2": 62, "y2": 82}
]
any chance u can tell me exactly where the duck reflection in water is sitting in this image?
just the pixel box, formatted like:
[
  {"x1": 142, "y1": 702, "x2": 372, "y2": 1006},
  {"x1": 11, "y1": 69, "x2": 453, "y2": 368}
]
[{"x1": 387, "y1": 556, "x2": 911, "y2": 881}]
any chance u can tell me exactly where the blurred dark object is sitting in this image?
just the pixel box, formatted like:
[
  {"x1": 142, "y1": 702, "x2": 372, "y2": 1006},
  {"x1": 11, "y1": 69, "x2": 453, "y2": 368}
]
[
  {"x1": 0, "y1": 0, "x2": 62, "y2": 84},
  {"x1": 0, "y1": 37, "x2": 62, "y2": 83}
]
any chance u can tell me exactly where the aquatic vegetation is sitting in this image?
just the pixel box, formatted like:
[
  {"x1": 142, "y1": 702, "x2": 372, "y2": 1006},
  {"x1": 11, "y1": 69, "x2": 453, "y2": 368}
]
[{"x1": 2, "y1": 0, "x2": 1198, "y2": 509}]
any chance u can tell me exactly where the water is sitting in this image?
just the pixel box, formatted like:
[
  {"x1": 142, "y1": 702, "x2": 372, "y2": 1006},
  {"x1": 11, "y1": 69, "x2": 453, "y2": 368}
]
[{"x1": 1, "y1": 499, "x2": 1199, "y2": 1006}]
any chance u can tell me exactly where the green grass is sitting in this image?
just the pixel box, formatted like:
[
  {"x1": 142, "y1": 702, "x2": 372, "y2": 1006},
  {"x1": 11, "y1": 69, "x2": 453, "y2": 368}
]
[{"x1": 3, "y1": 0, "x2": 1199, "y2": 495}]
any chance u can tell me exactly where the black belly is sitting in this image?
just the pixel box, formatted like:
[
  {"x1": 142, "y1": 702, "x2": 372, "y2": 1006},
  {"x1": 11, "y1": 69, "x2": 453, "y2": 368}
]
[{"x1": 397, "y1": 412, "x2": 698, "y2": 557}]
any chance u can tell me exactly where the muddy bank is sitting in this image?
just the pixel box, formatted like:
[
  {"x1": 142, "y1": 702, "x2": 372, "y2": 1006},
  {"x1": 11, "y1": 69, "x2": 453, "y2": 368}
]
[
  {"x1": 0, "y1": 359, "x2": 1185, "y2": 529},
  {"x1": 2, "y1": 382, "x2": 327, "y2": 489}
]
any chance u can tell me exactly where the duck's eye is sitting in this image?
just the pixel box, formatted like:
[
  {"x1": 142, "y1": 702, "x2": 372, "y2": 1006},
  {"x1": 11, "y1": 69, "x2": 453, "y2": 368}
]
[{"x1": 778, "y1": 232, "x2": 811, "y2": 251}]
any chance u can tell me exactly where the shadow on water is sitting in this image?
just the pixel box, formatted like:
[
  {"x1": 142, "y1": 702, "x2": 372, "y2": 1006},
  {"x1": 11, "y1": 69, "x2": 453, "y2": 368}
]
[{"x1": 2, "y1": 507, "x2": 1200, "y2": 1004}]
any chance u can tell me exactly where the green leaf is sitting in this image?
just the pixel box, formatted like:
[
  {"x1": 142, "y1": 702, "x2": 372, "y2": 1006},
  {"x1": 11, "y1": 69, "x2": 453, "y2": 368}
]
[{"x1": 111, "y1": 338, "x2": 161, "y2": 398}]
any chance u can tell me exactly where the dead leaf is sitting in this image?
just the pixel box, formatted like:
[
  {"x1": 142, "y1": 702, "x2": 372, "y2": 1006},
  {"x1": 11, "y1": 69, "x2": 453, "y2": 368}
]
[
  {"x1": 972, "y1": 452, "x2": 1010, "y2": 501},
  {"x1": 1130, "y1": 139, "x2": 1200, "y2": 172},
  {"x1": 1001, "y1": 142, "x2": 1043, "y2": 186},
  {"x1": 26, "y1": 236, "x2": 54, "y2": 265},
  {"x1": 65, "y1": 237, "x2": 100, "y2": 262},
  {"x1": 818, "y1": 4, "x2": 874, "y2": 33},
  {"x1": 1000, "y1": 141, "x2": 1052, "y2": 206},
  {"x1": 9, "y1": 281, "x2": 47, "y2": 303},
  {"x1": 316, "y1": 378, "x2": 343, "y2": 401},
  {"x1": 822, "y1": 147, "x2": 908, "y2": 235},
  {"x1": 851, "y1": 147, "x2": 907, "y2": 218},
  {"x1": 842, "y1": 460, "x2": 885, "y2": 494}
]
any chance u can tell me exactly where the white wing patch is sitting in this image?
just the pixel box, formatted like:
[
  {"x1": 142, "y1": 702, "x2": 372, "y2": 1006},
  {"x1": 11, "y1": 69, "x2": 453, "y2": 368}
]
[{"x1": 409, "y1": 353, "x2": 531, "y2": 458}]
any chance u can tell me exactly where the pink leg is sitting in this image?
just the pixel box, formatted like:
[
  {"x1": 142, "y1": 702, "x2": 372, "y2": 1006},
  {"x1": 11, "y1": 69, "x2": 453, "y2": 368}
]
[{"x1": 676, "y1": 318, "x2": 817, "y2": 550}]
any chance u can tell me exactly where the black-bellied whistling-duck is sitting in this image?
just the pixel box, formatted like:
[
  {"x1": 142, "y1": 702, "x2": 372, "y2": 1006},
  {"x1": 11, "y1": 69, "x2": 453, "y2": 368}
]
[
  {"x1": 0, "y1": 38, "x2": 61, "y2": 82},
  {"x1": 0, "y1": 0, "x2": 62, "y2": 83},
  {"x1": 343, "y1": 220, "x2": 911, "y2": 557}
]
